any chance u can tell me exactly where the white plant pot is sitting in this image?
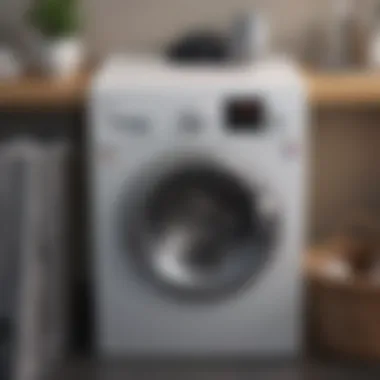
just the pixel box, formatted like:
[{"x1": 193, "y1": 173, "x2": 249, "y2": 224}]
[{"x1": 48, "y1": 37, "x2": 84, "y2": 78}]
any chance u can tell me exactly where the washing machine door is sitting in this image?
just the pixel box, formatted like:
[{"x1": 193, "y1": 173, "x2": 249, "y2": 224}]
[{"x1": 117, "y1": 156, "x2": 278, "y2": 302}]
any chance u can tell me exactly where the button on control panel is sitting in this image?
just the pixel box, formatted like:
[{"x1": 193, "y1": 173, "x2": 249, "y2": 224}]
[{"x1": 177, "y1": 111, "x2": 203, "y2": 134}]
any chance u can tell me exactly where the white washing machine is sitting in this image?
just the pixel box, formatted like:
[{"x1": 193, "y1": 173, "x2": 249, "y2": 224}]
[{"x1": 89, "y1": 55, "x2": 308, "y2": 358}]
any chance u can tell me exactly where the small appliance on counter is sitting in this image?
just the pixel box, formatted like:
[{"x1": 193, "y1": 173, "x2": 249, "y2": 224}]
[{"x1": 165, "y1": 30, "x2": 229, "y2": 63}]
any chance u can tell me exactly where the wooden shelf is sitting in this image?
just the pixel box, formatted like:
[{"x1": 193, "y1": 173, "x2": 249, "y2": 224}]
[
  {"x1": 1, "y1": 70, "x2": 380, "y2": 110},
  {"x1": 306, "y1": 72, "x2": 380, "y2": 106},
  {"x1": 0, "y1": 70, "x2": 92, "y2": 110}
]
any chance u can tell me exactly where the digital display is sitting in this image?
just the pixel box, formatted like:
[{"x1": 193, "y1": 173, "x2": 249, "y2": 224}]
[{"x1": 225, "y1": 97, "x2": 266, "y2": 132}]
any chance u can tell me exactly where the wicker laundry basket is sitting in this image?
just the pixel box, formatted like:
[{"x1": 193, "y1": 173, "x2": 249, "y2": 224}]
[{"x1": 305, "y1": 245, "x2": 380, "y2": 361}]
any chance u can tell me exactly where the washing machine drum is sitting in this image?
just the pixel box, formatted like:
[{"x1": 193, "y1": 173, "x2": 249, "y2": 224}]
[{"x1": 118, "y1": 161, "x2": 277, "y2": 302}]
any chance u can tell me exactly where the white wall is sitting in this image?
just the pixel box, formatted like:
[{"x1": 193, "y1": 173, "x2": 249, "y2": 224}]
[{"x1": 82, "y1": 0, "x2": 376, "y2": 60}]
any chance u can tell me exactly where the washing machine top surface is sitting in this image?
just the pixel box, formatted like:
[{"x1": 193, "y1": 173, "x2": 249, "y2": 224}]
[{"x1": 93, "y1": 54, "x2": 304, "y2": 94}]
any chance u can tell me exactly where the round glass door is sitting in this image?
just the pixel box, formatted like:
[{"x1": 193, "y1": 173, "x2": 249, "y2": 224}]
[{"x1": 117, "y1": 162, "x2": 277, "y2": 302}]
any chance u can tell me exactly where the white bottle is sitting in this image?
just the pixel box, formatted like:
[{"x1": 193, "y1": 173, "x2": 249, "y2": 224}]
[
  {"x1": 230, "y1": 10, "x2": 271, "y2": 64},
  {"x1": 325, "y1": 0, "x2": 356, "y2": 68},
  {"x1": 368, "y1": 3, "x2": 380, "y2": 68}
]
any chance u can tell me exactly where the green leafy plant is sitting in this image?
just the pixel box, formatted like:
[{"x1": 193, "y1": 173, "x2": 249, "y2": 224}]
[{"x1": 29, "y1": 0, "x2": 80, "y2": 38}]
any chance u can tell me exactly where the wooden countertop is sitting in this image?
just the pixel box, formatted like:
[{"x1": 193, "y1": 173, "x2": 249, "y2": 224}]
[
  {"x1": 0, "y1": 70, "x2": 91, "y2": 110},
  {"x1": 306, "y1": 72, "x2": 380, "y2": 106},
  {"x1": 1, "y1": 70, "x2": 380, "y2": 109}
]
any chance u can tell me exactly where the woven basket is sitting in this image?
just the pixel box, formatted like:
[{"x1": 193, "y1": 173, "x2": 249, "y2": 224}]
[{"x1": 305, "y1": 246, "x2": 380, "y2": 361}]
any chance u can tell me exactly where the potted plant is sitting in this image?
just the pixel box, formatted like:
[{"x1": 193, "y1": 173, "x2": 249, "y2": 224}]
[{"x1": 29, "y1": 0, "x2": 84, "y2": 77}]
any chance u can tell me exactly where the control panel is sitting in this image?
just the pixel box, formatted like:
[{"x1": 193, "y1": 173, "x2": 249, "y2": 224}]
[{"x1": 224, "y1": 97, "x2": 266, "y2": 132}]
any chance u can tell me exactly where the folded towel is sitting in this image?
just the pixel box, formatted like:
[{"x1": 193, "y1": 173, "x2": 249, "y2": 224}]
[{"x1": 0, "y1": 139, "x2": 71, "y2": 380}]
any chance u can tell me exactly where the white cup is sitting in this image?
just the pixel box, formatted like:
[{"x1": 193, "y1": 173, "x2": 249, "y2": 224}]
[{"x1": 230, "y1": 11, "x2": 270, "y2": 64}]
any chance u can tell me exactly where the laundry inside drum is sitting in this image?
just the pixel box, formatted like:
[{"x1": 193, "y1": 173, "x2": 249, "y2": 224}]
[{"x1": 124, "y1": 165, "x2": 274, "y2": 300}]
